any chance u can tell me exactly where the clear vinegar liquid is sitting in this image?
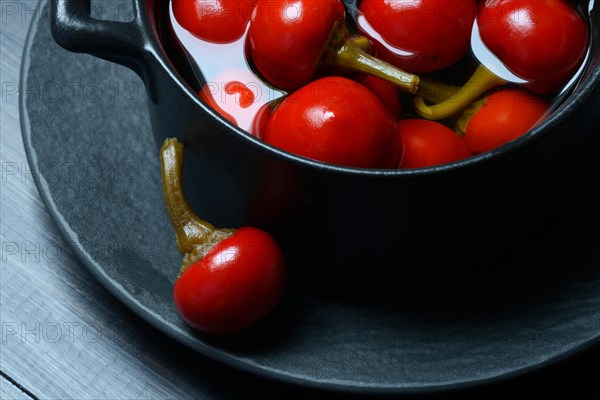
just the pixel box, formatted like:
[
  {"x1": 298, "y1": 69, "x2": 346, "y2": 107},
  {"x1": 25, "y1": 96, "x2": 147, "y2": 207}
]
[
  {"x1": 168, "y1": 2, "x2": 286, "y2": 135},
  {"x1": 167, "y1": 0, "x2": 595, "y2": 141}
]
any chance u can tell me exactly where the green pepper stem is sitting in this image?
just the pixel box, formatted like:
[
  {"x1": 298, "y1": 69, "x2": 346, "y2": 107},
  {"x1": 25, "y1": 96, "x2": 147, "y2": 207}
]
[
  {"x1": 414, "y1": 65, "x2": 507, "y2": 120},
  {"x1": 416, "y1": 77, "x2": 460, "y2": 104},
  {"x1": 454, "y1": 96, "x2": 487, "y2": 137},
  {"x1": 160, "y1": 138, "x2": 216, "y2": 254},
  {"x1": 331, "y1": 38, "x2": 420, "y2": 94},
  {"x1": 348, "y1": 35, "x2": 371, "y2": 53}
]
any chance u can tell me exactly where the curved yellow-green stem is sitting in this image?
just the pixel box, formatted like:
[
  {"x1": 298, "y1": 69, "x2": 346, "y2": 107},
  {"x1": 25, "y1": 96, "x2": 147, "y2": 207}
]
[
  {"x1": 417, "y1": 77, "x2": 460, "y2": 105},
  {"x1": 160, "y1": 138, "x2": 235, "y2": 274},
  {"x1": 414, "y1": 65, "x2": 507, "y2": 120},
  {"x1": 330, "y1": 35, "x2": 420, "y2": 94},
  {"x1": 348, "y1": 36, "x2": 372, "y2": 53},
  {"x1": 160, "y1": 138, "x2": 217, "y2": 254}
]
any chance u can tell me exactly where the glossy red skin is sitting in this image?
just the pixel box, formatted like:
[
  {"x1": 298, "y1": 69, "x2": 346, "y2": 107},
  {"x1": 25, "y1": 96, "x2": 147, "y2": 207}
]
[
  {"x1": 358, "y1": 0, "x2": 477, "y2": 73},
  {"x1": 399, "y1": 119, "x2": 471, "y2": 169},
  {"x1": 264, "y1": 77, "x2": 402, "y2": 168},
  {"x1": 248, "y1": 0, "x2": 346, "y2": 90},
  {"x1": 173, "y1": 0, "x2": 257, "y2": 43},
  {"x1": 250, "y1": 102, "x2": 273, "y2": 139},
  {"x1": 173, "y1": 227, "x2": 286, "y2": 334},
  {"x1": 464, "y1": 88, "x2": 548, "y2": 154},
  {"x1": 478, "y1": 0, "x2": 589, "y2": 93},
  {"x1": 358, "y1": 75, "x2": 402, "y2": 120}
]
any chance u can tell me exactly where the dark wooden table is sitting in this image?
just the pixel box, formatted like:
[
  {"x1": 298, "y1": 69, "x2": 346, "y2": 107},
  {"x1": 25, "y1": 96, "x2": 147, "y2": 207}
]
[{"x1": 1, "y1": 1, "x2": 599, "y2": 398}]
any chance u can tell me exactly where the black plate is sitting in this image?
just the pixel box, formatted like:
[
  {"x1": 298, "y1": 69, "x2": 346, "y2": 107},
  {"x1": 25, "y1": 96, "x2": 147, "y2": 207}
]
[{"x1": 21, "y1": 2, "x2": 600, "y2": 395}]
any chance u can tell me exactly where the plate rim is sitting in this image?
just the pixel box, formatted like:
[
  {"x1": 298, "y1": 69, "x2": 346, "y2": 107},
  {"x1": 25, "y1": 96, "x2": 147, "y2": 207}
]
[{"x1": 20, "y1": 0, "x2": 600, "y2": 395}]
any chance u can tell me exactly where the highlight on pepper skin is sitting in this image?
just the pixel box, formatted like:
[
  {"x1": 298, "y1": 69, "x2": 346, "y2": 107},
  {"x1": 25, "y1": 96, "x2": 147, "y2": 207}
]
[{"x1": 160, "y1": 138, "x2": 286, "y2": 335}]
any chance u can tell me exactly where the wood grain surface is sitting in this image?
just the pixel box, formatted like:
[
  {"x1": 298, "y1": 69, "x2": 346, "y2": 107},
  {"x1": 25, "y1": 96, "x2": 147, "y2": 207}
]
[
  {"x1": 1, "y1": 1, "x2": 599, "y2": 399},
  {"x1": 1, "y1": 374, "x2": 34, "y2": 400}
]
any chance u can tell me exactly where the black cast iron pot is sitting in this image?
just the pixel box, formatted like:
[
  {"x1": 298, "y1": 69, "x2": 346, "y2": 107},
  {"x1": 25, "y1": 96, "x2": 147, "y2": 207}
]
[{"x1": 51, "y1": 0, "x2": 600, "y2": 289}]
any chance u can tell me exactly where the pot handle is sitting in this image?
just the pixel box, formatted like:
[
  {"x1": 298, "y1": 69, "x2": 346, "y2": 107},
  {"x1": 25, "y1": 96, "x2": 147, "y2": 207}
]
[{"x1": 51, "y1": 0, "x2": 147, "y2": 64}]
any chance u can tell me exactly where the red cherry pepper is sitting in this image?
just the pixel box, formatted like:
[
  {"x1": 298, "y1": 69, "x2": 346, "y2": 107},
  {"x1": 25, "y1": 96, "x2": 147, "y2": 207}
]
[
  {"x1": 173, "y1": 0, "x2": 257, "y2": 43},
  {"x1": 414, "y1": 0, "x2": 588, "y2": 120},
  {"x1": 478, "y1": 0, "x2": 589, "y2": 94},
  {"x1": 250, "y1": 101, "x2": 274, "y2": 139},
  {"x1": 399, "y1": 119, "x2": 471, "y2": 169},
  {"x1": 247, "y1": 0, "x2": 419, "y2": 92},
  {"x1": 264, "y1": 77, "x2": 402, "y2": 169},
  {"x1": 457, "y1": 88, "x2": 548, "y2": 154},
  {"x1": 358, "y1": 0, "x2": 477, "y2": 73},
  {"x1": 358, "y1": 75, "x2": 403, "y2": 120},
  {"x1": 160, "y1": 138, "x2": 286, "y2": 334}
]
